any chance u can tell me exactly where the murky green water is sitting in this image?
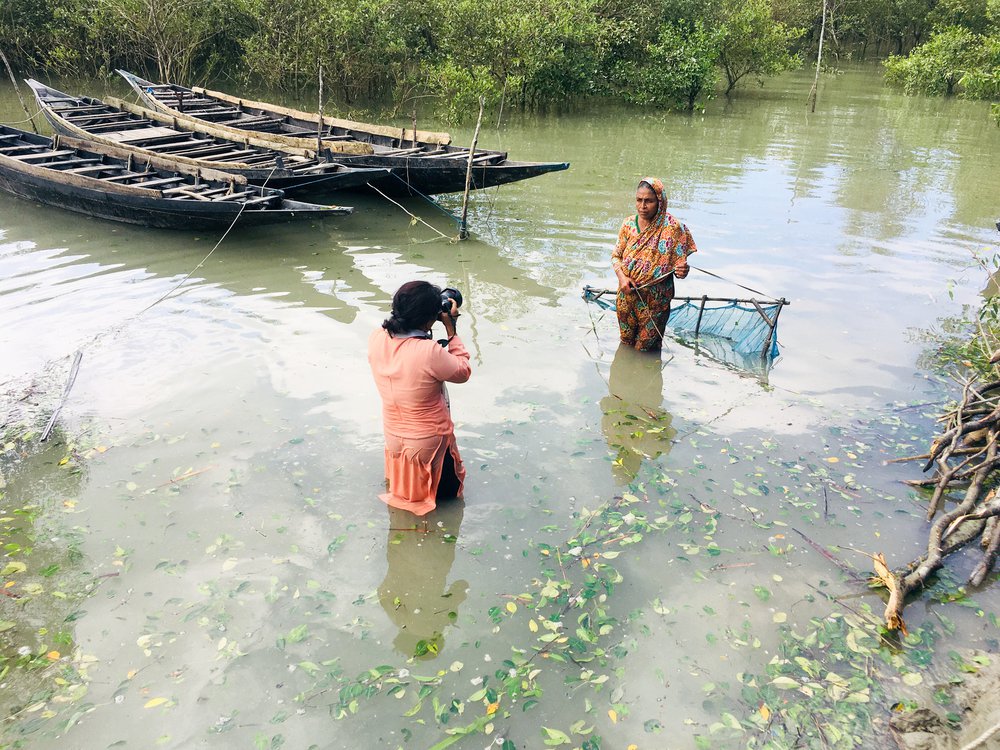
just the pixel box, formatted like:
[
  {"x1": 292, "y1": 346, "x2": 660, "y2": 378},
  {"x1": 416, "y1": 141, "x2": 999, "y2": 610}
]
[{"x1": 1, "y1": 66, "x2": 999, "y2": 749}]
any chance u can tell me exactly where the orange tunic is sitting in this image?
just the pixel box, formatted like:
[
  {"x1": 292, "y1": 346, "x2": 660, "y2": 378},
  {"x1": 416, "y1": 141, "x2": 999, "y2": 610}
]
[{"x1": 368, "y1": 329, "x2": 472, "y2": 515}]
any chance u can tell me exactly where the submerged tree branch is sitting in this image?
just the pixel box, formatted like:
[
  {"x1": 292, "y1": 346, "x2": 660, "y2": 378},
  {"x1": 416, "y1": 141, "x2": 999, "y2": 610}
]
[{"x1": 874, "y1": 372, "x2": 1000, "y2": 630}]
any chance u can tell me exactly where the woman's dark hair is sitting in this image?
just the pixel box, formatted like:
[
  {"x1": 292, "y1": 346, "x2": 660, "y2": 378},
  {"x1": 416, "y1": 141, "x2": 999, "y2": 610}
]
[{"x1": 383, "y1": 280, "x2": 442, "y2": 335}]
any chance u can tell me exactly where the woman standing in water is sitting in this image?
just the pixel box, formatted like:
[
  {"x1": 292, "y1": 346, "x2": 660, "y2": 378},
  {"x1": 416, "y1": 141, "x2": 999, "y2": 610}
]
[
  {"x1": 612, "y1": 177, "x2": 697, "y2": 351},
  {"x1": 368, "y1": 281, "x2": 471, "y2": 516}
]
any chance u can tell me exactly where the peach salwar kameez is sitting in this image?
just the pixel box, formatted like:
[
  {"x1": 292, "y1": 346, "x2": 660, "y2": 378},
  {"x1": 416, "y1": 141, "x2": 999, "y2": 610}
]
[{"x1": 368, "y1": 328, "x2": 472, "y2": 516}]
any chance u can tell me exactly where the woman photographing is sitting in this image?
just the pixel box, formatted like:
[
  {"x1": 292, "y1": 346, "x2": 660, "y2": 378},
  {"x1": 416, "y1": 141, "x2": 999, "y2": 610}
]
[
  {"x1": 368, "y1": 281, "x2": 471, "y2": 516},
  {"x1": 612, "y1": 177, "x2": 698, "y2": 352}
]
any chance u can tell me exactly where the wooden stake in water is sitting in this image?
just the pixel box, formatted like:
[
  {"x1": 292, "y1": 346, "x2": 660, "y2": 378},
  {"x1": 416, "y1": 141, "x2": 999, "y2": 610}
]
[
  {"x1": 808, "y1": 0, "x2": 827, "y2": 113},
  {"x1": 0, "y1": 46, "x2": 38, "y2": 133},
  {"x1": 459, "y1": 96, "x2": 485, "y2": 241},
  {"x1": 317, "y1": 65, "x2": 324, "y2": 155}
]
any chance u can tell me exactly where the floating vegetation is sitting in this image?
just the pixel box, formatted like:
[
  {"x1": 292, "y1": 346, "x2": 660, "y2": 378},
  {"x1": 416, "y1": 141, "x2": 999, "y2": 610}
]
[
  {"x1": 0, "y1": 353, "x2": 994, "y2": 749},
  {"x1": 0, "y1": 421, "x2": 99, "y2": 746}
]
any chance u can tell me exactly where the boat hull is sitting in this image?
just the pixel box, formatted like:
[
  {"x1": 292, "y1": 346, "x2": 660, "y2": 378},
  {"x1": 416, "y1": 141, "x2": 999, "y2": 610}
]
[
  {"x1": 0, "y1": 126, "x2": 350, "y2": 230},
  {"x1": 0, "y1": 164, "x2": 339, "y2": 229},
  {"x1": 118, "y1": 70, "x2": 570, "y2": 195},
  {"x1": 26, "y1": 79, "x2": 388, "y2": 195},
  {"x1": 331, "y1": 155, "x2": 571, "y2": 195}
]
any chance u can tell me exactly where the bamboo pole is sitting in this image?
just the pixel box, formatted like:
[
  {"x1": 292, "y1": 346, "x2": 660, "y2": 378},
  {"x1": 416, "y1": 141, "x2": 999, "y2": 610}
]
[
  {"x1": 694, "y1": 295, "x2": 707, "y2": 337},
  {"x1": 316, "y1": 65, "x2": 323, "y2": 156},
  {"x1": 41, "y1": 351, "x2": 82, "y2": 442},
  {"x1": 459, "y1": 96, "x2": 485, "y2": 241},
  {"x1": 0, "y1": 46, "x2": 38, "y2": 133},
  {"x1": 808, "y1": 0, "x2": 827, "y2": 113}
]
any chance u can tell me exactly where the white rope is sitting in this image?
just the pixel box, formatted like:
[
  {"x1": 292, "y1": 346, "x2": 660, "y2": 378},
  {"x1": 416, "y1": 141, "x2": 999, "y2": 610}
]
[
  {"x1": 138, "y1": 165, "x2": 279, "y2": 315},
  {"x1": 365, "y1": 181, "x2": 455, "y2": 242},
  {"x1": 137, "y1": 201, "x2": 248, "y2": 315},
  {"x1": 2, "y1": 107, "x2": 43, "y2": 126}
]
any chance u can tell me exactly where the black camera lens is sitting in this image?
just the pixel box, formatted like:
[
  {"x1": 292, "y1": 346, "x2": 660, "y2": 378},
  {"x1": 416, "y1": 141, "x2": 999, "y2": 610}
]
[{"x1": 441, "y1": 287, "x2": 463, "y2": 313}]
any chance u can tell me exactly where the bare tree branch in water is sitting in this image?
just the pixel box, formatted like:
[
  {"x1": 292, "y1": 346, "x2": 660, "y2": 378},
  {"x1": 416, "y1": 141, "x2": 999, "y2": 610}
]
[{"x1": 874, "y1": 373, "x2": 1000, "y2": 632}]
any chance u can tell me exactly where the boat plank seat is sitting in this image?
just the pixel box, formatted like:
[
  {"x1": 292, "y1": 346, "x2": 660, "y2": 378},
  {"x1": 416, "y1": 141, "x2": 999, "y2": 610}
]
[
  {"x1": 159, "y1": 144, "x2": 235, "y2": 158},
  {"x1": 47, "y1": 157, "x2": 103, "y2": 169},
  {"x1": 130, "y1": 176, "x2": 188, "y2": 188},
  {"x1": 145, "y1": 142, "x2": 221, "y2": 155},
  {"x1": 63, "y1": 111, "x2": 136, "y2": 123},
  {"x1": 50, "y1": 104, "x2": 106, "y2": 114},
  {"x1": 209, "y1": 189, "x2": 262, "y2": 202},
  {"x1": 422, "y1": 149, "x2": 472, "y2": 160},
  {"x1": 108, "y1": 127, "x2": 189, "y2": 144},
  {"x1": 102, "y1": 173, "x2": 144, "y2": 183},
  {"x1": 0, "y1": 145, "x2": 48, "y2": 154},
  {"x1": 232, "y1": 154, "x2": 277, "y2": 166},
  {"x1": 293, "y1": 163, "x2": 337, "y2": 174},
  {"x1": 378, "y1": 147, "x2": 426, "y2": 156},
  {"x1": 281, "y1": 126, "x2": 317, "y2": 136},
  {"x1": 11, "y1": 149, "x2": 79, "y2": 162},
  {"x1": 68, "y1": 165, "x2": 120, "y2": 176},
  {"x1": 168, "y1": 102, "x2": 235, "y2": 115},
  {"x1": 85, "y1": 120, "x2": 154, "y2": 134},
  {"x1": 217, "y1": 115, "x2": 275, "y2": 128},
  {"x1": 167, "y1": 189, "x2": 212, "y2": 201},
  {"x1": 117, "y1": 136, "x2": 198, "y2": 150},
  {"x1": 150, "y1": 140, "x2": 218, "y2": 153},
  {"x1": 233, "y1": 194, "x2": 276, "y2": 206},
  {"x1": 204, "y1": 149, "x2": 264, "y2": 161},
  {"x1": 162, "y1": 184, "x2": 235, "y2": 198},
  {"x1": 159, "y1": 95, "x2": 219, "y2": 106}
]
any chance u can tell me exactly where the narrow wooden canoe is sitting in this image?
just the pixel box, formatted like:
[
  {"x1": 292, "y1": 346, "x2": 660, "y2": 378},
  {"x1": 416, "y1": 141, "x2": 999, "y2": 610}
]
[
  {"x1": 26, "y1": 79, "x2": 390, "y2": 194},
  {"x1": 0, "y1": 125, "x2": 351, "y2": 230},
  {"x1": 118, "y1": 69, "x2": 570, "y2": 195}
]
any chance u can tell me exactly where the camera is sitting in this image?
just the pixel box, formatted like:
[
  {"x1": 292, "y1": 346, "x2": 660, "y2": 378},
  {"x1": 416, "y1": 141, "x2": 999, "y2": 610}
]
[{"x1": 441, "y1": 287, "x2": 463, "y2": 314}]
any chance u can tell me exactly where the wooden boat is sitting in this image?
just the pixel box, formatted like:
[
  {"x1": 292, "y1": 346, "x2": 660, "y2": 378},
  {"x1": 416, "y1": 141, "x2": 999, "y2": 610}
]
[
  {"x1": 118, "y1": 69, "x2": 570, "y2": 195},
  {"x1": 0, "y1": 125, "x2": 351, "y2": 230},
  {"x1": 26, "y1": 79, "x2": 389, "y2": 194}
]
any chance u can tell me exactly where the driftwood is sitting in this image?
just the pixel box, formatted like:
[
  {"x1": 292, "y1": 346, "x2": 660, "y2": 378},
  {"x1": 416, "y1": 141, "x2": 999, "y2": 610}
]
[{"x1": 874, "y1": 376, "x2": 1000, "y2": 632}]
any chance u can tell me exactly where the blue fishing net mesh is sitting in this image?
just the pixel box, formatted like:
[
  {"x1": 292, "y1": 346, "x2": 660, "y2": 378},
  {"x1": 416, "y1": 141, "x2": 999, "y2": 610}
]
[
  {"x1": 583, "y1": 287, "x2": 782, "y2": 359},
  {"x1": 668, "y1": 299, "x2": 781, "y2": 357}
]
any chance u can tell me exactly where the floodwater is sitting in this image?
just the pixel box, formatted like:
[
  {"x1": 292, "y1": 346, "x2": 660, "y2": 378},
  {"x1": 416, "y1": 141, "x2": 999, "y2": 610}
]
[{"x1": 1, "y1": 67, "x2": 999, "y2": 749}]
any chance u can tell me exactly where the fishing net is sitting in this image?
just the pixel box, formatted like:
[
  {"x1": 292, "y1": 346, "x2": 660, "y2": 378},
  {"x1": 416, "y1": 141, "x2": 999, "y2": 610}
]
[{"x1": 582, "y1": 286, "x2": 786, "y2": 360}]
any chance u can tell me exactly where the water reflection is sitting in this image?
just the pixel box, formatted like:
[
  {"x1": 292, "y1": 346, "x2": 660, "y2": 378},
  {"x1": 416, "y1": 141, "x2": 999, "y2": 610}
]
[
  {"x1": 599, "y1": 344, "x2": 676, "y2": 483},
  {"x1": 377, "y1": 501, "x2": 467, "y2": 659}
]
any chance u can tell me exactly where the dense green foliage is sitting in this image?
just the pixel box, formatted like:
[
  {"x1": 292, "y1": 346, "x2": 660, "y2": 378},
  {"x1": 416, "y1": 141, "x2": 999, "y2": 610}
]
[
  {"x1": 882, "y1": 0, "x2": 999, "y2": 121},
  {"x1": 1, "y1": 0, "x2": 795, "y2": 117},
  {"x1": 0, "y1": 0, "x2": 991, "y2": 118},
  {"x1": 717, "y1": 0, "x2": 804, "y2": 93},
  {"x1": 885, "y1": 26, "x2": 999, "y2": 95}
]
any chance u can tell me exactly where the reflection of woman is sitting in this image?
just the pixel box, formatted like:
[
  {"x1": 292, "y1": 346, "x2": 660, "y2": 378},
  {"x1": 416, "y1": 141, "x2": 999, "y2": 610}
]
[
  {"x1": 600, "y1": 344, "x2": 676, "y2": 483},
  {"x1": 368, "y1": 281, "x2": 471, "y2": 516},
  {"x1": 378, "y1": 503, "x2": 467, "y2": 659},
  {"x1": 612, "y1": 177, "x2": 697, "y2": 352}
]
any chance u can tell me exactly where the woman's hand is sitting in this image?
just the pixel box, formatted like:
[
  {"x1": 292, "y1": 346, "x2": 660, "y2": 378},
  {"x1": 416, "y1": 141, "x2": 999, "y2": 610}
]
[
  {"x1": 438, "y1": 300, "x2": 459, "y2": 337},
  {"x1": 616, "y1": 269, "x2": 636, "y2": 291}
]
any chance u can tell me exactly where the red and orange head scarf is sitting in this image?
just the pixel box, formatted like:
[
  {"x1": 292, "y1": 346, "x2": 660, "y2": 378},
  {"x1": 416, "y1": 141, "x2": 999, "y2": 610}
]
[{"x1": 621, "y1": 177, "x2": 695, "y2": 286}]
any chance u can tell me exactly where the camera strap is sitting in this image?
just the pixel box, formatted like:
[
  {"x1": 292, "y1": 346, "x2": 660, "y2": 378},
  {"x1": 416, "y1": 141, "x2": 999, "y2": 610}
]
[{"x1": 393, "y1": 329, "x2": 433, "y2": 340}]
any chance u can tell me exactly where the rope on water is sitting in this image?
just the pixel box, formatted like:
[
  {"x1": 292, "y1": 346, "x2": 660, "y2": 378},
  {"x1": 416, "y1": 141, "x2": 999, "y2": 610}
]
[
  {"x1": 388, "y1": 171, "x2": 463, "y2": 225},
  {"x1": 367, "y1": 179, "x2": 455, "y2": 242},
  {"x1": 28, "y1": 163, "x2": 278, "y2": 442},
  {"x1": 138, "y1": 204, "x2": 248, "y2": 315},
  {"x1": 2, "y1": 107, "x2": 43, "y2": 126}
]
